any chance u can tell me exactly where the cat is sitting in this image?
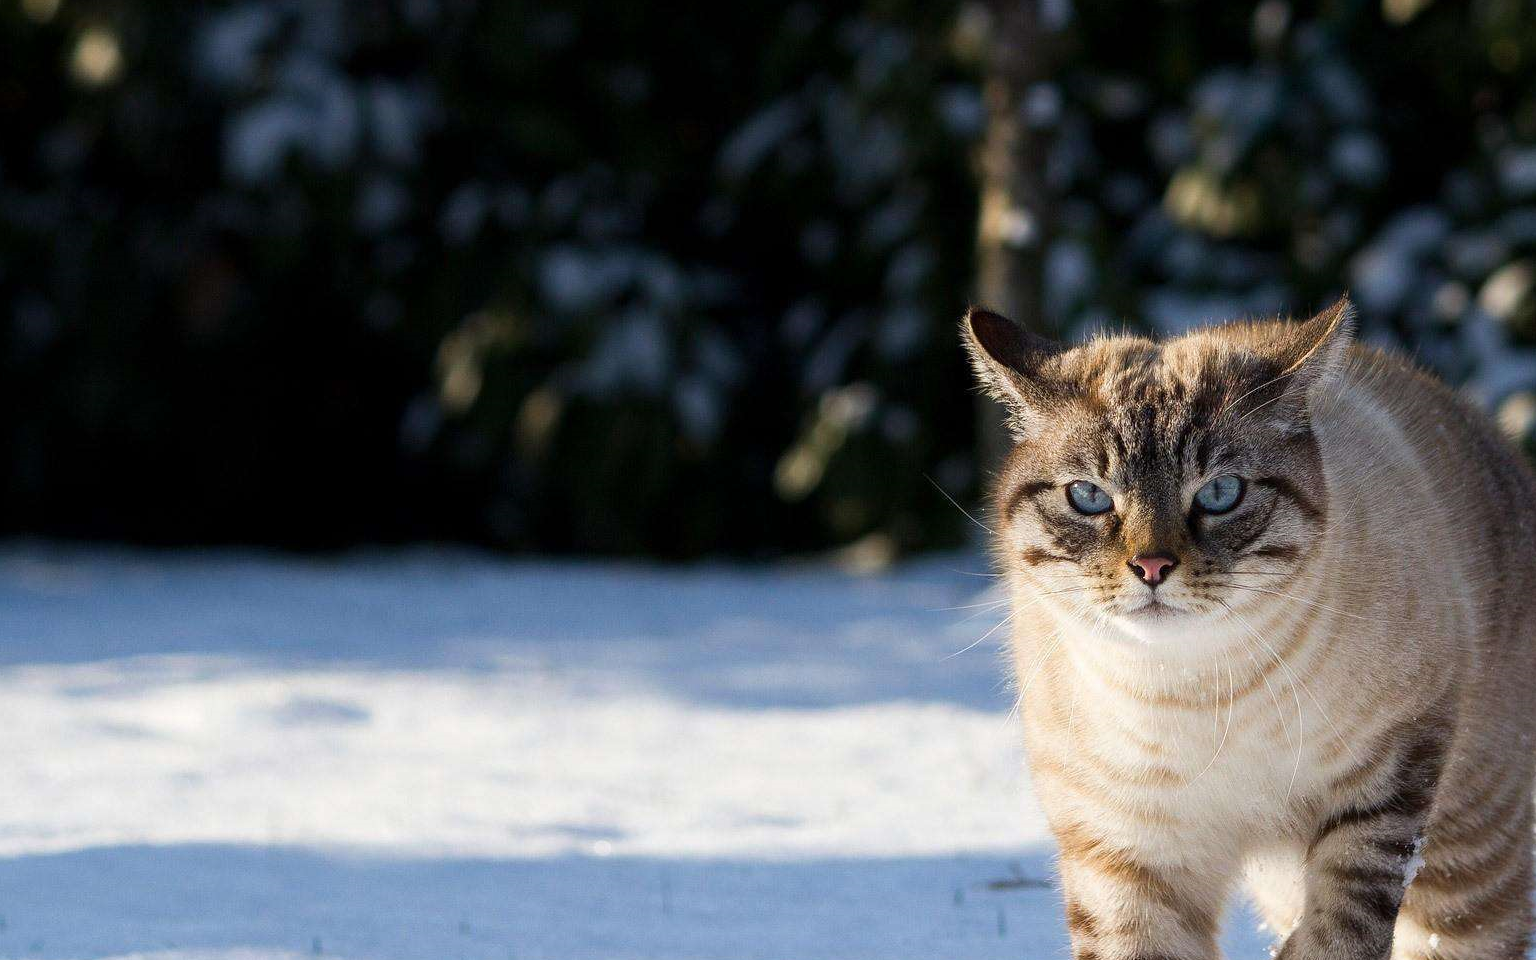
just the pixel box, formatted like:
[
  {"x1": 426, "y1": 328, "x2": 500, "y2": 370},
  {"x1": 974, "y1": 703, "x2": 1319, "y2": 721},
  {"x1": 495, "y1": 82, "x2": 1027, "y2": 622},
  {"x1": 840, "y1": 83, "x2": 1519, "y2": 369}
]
[{"x1": 962, "y1": 297, "x2": 1536, "y2": 960}]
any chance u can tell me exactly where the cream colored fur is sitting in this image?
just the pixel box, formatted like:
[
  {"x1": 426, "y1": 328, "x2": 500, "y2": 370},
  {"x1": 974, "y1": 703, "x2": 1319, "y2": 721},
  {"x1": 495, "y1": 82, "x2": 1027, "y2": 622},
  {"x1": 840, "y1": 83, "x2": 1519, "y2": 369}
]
[{"x1": 969, "y1": 300, "x2": 1536, "y2": 959}]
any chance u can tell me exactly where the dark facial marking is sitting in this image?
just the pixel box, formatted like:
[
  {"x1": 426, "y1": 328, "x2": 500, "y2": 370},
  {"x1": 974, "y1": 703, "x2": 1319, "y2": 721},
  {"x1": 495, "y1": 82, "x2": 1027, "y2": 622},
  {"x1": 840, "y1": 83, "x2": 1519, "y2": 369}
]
[
  {"x1": 1195, "y1": 425, "x2": 1223, "y2": 475},
  {"x1": 1021, "y1": 547, "x2": 1072, "y2": 566},
  {"x1": 1220, "y1": 492, "x2": 1281, "y2": 554},
  {"x1": 1001, "y1": 480, "x2": 1056, "y2": 523},
  {"x1": 1250, "y1": 544, "x2": 1300, "y2": 562},
  {"x1": 1172, "y1": 417, "x2": 1199, "y2": 471},
  {"x1": 1254, "y1": 475, "x2": 1324, "y2": 522},
  {"x1": 1107, "y1": 428, "x2": 1129, "y2": 465},
  {"x1": 1046, "y1": 515, "x2": 1106, "y2": 557}
]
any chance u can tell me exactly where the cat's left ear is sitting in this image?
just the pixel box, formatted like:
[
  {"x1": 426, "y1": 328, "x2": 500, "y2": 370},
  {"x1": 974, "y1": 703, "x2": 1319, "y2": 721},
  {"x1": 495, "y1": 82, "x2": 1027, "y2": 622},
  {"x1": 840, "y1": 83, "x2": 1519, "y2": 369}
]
[
  {"x1": 1286, "y1": 295, "x2": 1355, "y2": 383},
  {"x1": 1256, "y1": 295, "x2": 1356, "y2": 427}
]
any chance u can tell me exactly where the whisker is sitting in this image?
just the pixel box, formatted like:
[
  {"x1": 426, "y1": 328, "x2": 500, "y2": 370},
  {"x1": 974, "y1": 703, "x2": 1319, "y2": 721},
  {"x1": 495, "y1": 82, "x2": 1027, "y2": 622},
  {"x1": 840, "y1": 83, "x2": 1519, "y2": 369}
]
[
  {"x1": 1022, "y1": 581, "x2": 1104, "y2": 597},
  {"x1": 1231, "y1": 627, "x2": 1291, "y2": 805},
  {"x1": 1221, "y1": 597, "x2": 1360, "y2": 777},
  {"x1": 944, "y1": 610, "x2": 1016, "y2": 661},
  {"x1": 1210, "y1": 582, "x2": 1403, "y2": 623},
  {"x1": 1189, "y1": 642, "x2": 1236, "y2": 785},
  {"x1": 933, "y1": 598, "x2": 1011, "y2": 613},
  {"x1": 926, "y1": 474, "x2": 994, "y2": 537},
  {"x1": 1214, "y1": 367, "x2": 1297, "y2": 424},
  {"x1": 1016, "y1": 632, "x2": 1066, "y2": 704},
  {"x1": 997, "y1": 694, "x2": 1023, "y2": 737},
  {"x1": 1230, "y1": 390, "x2": 1289, "y2": 426},
  {"x1": 1219, "y1": 598, "x2": 1306, "y2": 799},
  {"x1": 1225, "y1": 569, "x2": 1305, "y2": 577},
  {"x1": 953, "y1": 602, "x2": 1013, "y2": 626}
]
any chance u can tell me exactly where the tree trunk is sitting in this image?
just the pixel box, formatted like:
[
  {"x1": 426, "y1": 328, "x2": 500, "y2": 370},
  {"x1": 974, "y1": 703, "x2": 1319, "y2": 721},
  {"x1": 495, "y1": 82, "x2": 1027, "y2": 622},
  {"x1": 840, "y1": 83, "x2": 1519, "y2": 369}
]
[{"x1": 974, "y1": 0, "x2": 1061, "y2": 473}]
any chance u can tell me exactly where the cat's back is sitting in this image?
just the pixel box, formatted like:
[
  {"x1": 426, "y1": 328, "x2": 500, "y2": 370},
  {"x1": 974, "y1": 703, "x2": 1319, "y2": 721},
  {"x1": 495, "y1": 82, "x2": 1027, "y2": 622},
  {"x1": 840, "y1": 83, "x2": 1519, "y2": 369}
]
[
  {"x1": 1318, "y1": 343, "x2": 1536, "y2": 635},
  {"x1": 1328, "y1": 343, "x2": 1536, "y2": 528}
]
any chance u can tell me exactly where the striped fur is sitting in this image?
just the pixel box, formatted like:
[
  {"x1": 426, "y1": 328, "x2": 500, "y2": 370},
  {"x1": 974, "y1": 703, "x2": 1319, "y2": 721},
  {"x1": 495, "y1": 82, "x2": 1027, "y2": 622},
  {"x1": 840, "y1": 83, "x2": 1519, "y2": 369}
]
[{"x1": 964, "y1": 298, "x2": 1536, "y2": 959}]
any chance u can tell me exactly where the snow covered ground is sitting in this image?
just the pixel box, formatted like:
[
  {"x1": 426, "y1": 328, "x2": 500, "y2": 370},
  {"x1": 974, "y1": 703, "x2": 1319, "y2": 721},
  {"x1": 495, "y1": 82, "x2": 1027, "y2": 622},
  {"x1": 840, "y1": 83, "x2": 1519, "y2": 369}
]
[{"x1": 0, "y1": 543, "x2": 1280, "y2": 959}]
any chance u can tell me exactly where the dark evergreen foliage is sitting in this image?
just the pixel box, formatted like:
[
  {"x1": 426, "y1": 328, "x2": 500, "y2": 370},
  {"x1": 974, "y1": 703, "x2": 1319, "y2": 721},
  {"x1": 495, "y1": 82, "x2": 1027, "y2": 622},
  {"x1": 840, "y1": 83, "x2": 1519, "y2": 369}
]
[{"x1": 1, "y1": 0, "x2": 1533, "y2": 555}]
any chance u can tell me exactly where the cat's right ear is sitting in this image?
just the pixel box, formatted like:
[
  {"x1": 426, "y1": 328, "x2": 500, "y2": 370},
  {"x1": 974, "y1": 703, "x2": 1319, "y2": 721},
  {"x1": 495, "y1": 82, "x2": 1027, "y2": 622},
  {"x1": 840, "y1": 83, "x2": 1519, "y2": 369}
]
[{"x1": 960, "y1": 306, "x2": 1064, "y2": 437}]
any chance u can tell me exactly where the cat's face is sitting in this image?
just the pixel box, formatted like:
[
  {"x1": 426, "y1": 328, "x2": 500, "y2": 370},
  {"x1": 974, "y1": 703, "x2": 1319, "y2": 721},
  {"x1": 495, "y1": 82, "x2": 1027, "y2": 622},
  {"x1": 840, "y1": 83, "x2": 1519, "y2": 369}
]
[{"x1": 964, "y1": 300, "x2": 1352, "y2": 642}]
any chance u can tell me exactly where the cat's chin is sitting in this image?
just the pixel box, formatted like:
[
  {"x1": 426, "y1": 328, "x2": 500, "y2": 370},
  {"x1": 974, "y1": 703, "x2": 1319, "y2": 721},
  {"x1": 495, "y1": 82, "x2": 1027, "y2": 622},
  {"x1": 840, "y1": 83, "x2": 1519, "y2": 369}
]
[{"x1": 1109, "y1": 599, "x2": 1204, "y2": 643}]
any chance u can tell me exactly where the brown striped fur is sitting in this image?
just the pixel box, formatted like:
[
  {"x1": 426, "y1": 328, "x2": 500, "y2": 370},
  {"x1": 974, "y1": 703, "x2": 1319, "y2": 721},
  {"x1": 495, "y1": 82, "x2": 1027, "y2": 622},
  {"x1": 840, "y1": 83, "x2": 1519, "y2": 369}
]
[{"x1": 963, "y1": 297, "x2": 1536, "y2": 959}]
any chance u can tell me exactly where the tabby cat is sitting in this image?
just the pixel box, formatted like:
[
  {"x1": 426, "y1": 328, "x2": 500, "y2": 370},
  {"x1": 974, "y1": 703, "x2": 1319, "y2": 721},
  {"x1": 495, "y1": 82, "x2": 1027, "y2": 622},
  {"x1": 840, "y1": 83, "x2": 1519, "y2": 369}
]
[{"x1": 963, "y1": 298, "x2": 1536, "y2": 959}]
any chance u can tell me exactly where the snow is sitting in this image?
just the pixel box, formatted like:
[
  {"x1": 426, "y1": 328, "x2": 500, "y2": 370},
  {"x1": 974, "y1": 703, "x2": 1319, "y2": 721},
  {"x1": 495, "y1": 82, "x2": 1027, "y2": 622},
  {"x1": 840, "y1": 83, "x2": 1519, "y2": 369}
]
[
  {"x1": 1046, "y1": 239, "x2": 1094, "y2": 317},
  {"x1": 1502, "y1": 148, "x2": 1536, "y2": 199},
  {"x1": 437, "y1": 182, "x2": 489, "y2": 246},
  {"x1": 863, "y1": 191, "x2": 923, "y2": 250},
  {"x1": 211, "y1": 4, "x2": 433, "y2": 186},
  {"x1": 1349, "y1": 207, "x2": 1451, "y2": 313},
  {"x1": 1025, "y1": 83, "x2": 1063, "y2": 129},
  {"x1": 1330, "y1": 130, "x2": 1387, "y2": 186},
  {"x1": 936, "y1": 85, "x2": 984, "y2": 137},
  {"x1": 366, "y1": 81, "x2": 431, "y2": 168},
  {"x1": 223, "y1": 58, "x2": 362, "y2": 185},
  {"x1": 195, "y1": 5, "x2": 279, "y2": 90},
  {"x1": 671, "y1": 375, "x2": 721, "y2": 443},
  {"x1": 718, "y1": 99, "x2": 804, "y2": 180},
  {"x1": 0, "y1": 543, "x2": 1282, "y2": 959},
  {"x1": 876, "y1": 305, "x2": 926, "y2": 360},
  {"x1": 354, "y1": 177, "x2": 409, "y2": 234},
  {"x1": 574, "y1": 308, "x2": 671, "y2": 395},
  {"x1": 1404, "y1": 835, "x2": 1426, "y2": 889},
  {"x1": 225, "y1": 101, "x2": 317, "y2": 184}
]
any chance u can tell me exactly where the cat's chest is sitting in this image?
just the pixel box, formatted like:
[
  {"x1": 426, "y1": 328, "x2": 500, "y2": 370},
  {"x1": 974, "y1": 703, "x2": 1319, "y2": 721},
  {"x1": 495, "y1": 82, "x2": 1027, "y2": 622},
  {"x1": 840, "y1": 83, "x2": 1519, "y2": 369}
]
[{"x1": 1023, "y1": 667, "x2": 1337, "y2": 830}]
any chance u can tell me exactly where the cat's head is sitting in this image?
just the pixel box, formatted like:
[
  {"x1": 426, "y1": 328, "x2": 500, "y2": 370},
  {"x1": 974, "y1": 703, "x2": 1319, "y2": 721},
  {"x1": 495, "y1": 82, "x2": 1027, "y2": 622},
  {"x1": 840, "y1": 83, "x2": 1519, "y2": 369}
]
[{"x1": 962, "y1": 298, "x2": 1353, "y2": 643}]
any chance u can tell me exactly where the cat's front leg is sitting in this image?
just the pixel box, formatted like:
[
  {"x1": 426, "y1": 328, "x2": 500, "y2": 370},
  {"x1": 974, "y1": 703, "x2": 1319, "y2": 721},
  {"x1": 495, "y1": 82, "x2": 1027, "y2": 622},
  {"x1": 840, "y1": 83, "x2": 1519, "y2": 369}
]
[
  {"x1": 1277, "y1": 731, "x2": 1444, "y2": 959},
  {"x1": 1055, "y1": 822, "x2": 1231, "y2": 960},
  {"x1": 1276, "y1": 822, "x2": 1417, "y2": 960}
]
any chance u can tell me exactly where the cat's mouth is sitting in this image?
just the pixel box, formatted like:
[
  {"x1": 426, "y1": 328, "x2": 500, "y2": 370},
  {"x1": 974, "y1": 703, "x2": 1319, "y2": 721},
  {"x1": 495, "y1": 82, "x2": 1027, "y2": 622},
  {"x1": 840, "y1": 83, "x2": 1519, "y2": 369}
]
[{"x1": 1120, "y1": 598, "x2": 1189, "y2": 622}]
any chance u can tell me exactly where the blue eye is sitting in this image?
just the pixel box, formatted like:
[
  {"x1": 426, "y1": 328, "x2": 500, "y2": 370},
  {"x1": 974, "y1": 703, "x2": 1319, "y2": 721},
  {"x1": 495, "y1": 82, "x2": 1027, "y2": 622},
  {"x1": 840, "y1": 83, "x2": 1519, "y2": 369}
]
[
  {"x1": 1066, "y1": 481, "x2": 1113, "y2": 515},
  {"x1": 1195, "y1": 475, "x2": 1245, "y2": 514}
]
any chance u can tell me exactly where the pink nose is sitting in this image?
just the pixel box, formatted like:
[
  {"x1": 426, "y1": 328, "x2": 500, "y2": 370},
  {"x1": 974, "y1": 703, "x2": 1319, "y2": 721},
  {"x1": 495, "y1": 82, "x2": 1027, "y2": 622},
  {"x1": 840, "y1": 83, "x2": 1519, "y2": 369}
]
[{"x1": 1128, "y1": 553, "x2": 1178, "y2": 586}]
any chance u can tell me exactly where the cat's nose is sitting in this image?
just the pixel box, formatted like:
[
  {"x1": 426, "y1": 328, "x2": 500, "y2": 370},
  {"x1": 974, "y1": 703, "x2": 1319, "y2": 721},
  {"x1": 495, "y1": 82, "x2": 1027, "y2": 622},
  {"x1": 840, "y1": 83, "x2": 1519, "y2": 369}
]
[{"x1": 1128, "y1": 553, "x2": 1178, "y2": 587}]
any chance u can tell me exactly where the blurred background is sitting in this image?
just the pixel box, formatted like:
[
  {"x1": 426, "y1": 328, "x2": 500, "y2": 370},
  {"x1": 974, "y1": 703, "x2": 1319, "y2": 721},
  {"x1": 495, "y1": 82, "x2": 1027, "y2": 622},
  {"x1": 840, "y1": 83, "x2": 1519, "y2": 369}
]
[
  {"x1": 5, "y1": 0, "x2": 1536, "y2": 561},
  {"x1": 9, "y1": 3, "x2": 1536, "y2": 957}
]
